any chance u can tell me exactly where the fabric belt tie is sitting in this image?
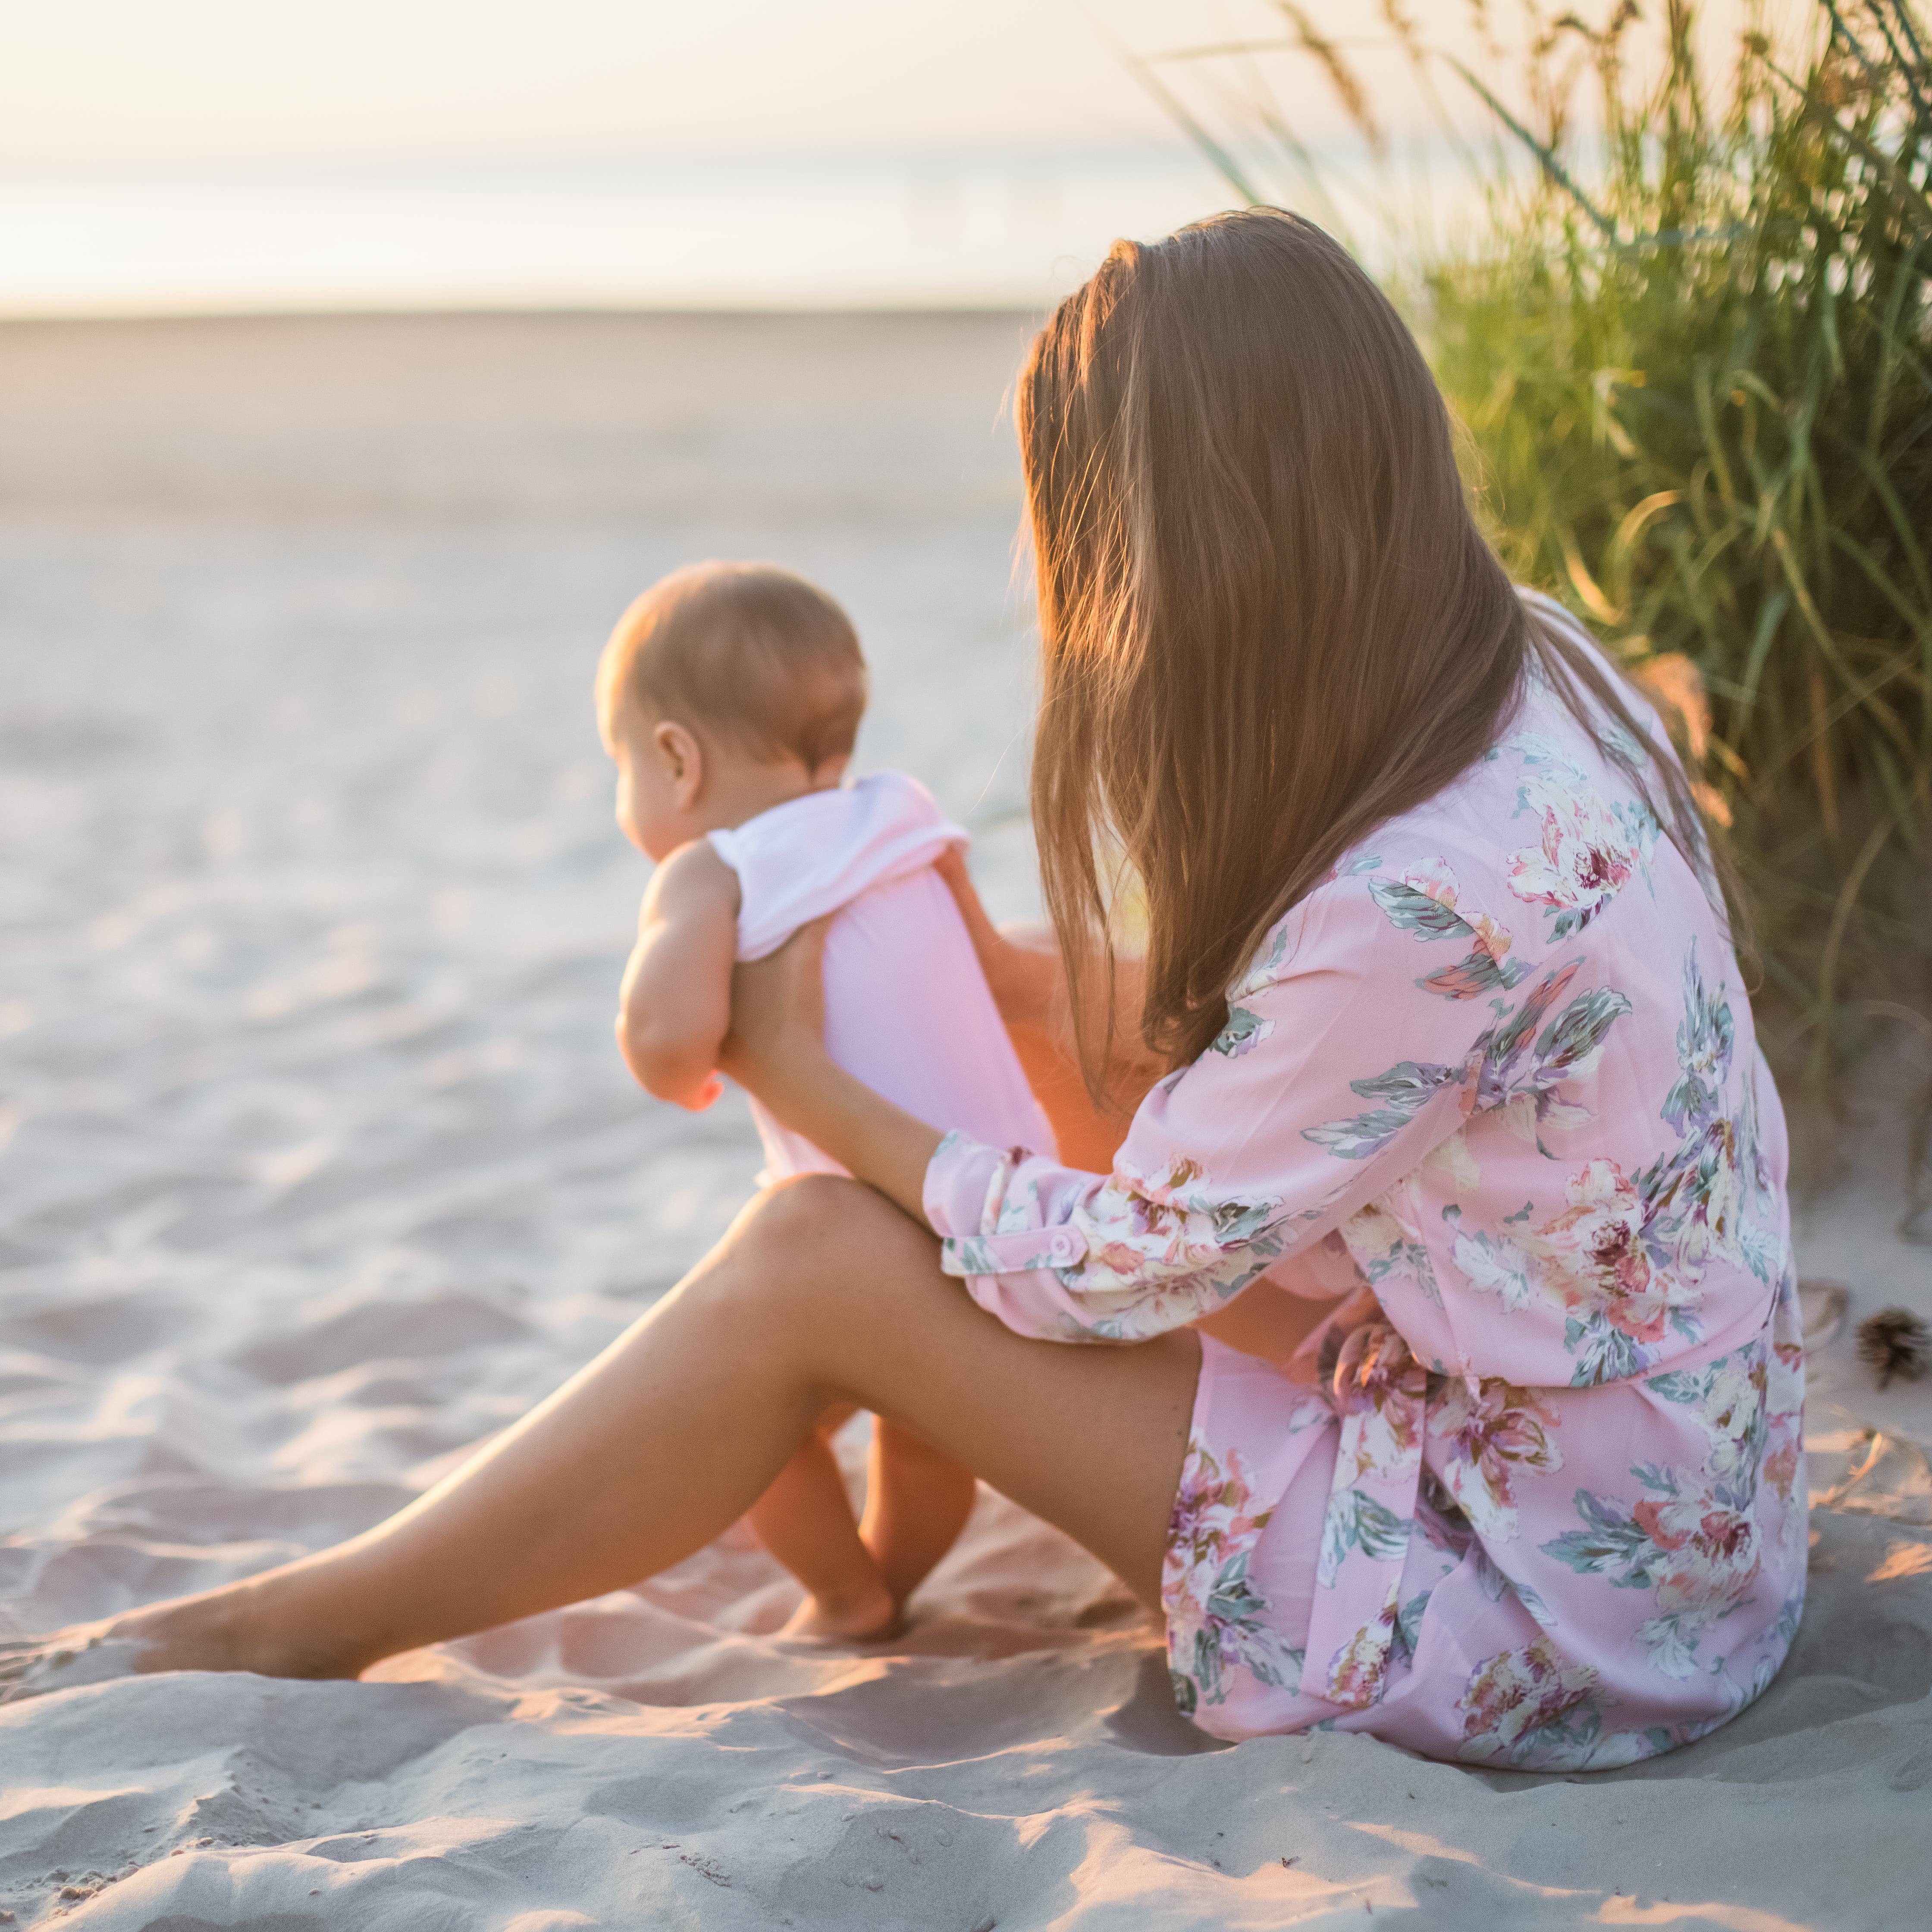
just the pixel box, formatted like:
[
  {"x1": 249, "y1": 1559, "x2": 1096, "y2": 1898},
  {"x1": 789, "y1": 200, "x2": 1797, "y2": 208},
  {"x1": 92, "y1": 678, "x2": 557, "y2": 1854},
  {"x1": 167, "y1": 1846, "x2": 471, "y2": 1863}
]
[{"x1": 1302, "y1": 1313, "x2": 1428, "y2": 1710}]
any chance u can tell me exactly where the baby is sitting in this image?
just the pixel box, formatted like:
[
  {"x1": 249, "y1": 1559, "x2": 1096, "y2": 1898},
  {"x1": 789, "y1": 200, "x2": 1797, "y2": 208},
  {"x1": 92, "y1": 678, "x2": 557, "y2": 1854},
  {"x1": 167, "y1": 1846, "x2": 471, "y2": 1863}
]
[{"x1": 597, "y1": 560, "x2": 1056, "y2": 1640}]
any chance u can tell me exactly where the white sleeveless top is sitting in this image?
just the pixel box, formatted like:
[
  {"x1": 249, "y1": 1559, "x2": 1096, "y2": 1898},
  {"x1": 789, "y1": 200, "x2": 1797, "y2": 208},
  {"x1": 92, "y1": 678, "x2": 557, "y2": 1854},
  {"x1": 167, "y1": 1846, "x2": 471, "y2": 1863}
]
[{"x1": 707, "y1": 771, "x2": 1056, "y2": 1182}]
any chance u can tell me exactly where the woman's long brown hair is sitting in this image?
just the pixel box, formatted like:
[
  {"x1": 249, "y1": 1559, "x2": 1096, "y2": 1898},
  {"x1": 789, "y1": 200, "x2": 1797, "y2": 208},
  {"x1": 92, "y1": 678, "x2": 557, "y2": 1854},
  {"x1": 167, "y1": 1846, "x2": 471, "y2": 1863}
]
[{"x1": 1019, "y1": 208, "x2": 1719, "y2": 1087}]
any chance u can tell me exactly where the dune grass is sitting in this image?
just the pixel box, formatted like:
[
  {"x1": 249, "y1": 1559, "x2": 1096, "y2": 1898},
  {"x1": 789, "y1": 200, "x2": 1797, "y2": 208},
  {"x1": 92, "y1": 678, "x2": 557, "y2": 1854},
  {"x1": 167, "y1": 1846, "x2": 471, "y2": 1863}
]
[{"x1": 1132, "y1": 1, "x2": 1932, "y2": 1085}]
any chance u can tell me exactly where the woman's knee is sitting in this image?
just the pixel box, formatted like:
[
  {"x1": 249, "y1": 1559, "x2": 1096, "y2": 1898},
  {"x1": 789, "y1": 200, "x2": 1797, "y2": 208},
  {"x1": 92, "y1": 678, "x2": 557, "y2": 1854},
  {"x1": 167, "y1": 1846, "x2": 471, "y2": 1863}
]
[
  {"x1": 737, "y1": 1172, "x2": 936, "y2": 1275},
  {"x1": 696, "y1": 1173, "x2": 933, "y2": 1336},
  {"x1": 738, "y1": 1171, "x2": 875, "y2": 1248}
]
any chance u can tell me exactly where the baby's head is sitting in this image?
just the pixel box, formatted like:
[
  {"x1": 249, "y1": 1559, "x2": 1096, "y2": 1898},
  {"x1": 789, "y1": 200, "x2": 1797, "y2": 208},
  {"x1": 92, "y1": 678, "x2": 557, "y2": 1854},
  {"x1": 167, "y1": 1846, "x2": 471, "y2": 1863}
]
[{"x1": 597, "y1": 561, "x2": 867, "y2": 860}]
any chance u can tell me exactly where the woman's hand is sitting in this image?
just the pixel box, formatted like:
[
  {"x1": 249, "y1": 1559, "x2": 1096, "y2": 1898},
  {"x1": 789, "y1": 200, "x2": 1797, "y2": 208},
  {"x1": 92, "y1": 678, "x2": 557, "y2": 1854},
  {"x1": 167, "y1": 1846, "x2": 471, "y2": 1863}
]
[
  {"x1": 719, "y1": 912, "x2": 944, "y2": 1222},
  {"x1": 717, "y1": 917, "x2": 832, "y2": 1126}
]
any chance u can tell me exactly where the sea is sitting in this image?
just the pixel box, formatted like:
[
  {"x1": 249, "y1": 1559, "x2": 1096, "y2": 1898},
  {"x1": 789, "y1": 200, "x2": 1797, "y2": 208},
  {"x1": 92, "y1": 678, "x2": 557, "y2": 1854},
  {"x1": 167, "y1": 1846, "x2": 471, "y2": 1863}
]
[{"x1": 0, "y1": 146, "x2": 1267, "y2": 317}]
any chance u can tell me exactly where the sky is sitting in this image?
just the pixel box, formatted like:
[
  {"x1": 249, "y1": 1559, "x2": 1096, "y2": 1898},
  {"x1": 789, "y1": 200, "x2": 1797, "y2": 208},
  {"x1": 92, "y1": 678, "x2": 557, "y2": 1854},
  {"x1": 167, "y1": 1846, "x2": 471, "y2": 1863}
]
[
  {"x1": 0, "y1": 1, "x2": 1813, "y2": 313},
  {"x1": 1, "y1": 0, "x2": 1184, "y2": 169},
  {"x1": 0, "y1": 0, "x2": 1805, "y2": 172}
]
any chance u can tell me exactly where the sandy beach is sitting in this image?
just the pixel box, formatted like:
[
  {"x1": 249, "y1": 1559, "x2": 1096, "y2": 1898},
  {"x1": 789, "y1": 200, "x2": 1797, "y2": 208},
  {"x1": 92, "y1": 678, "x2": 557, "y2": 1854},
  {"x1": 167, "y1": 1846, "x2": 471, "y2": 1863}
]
[{"x1": 3, "y1": 312, "x2": 1931, "y2": 1930}]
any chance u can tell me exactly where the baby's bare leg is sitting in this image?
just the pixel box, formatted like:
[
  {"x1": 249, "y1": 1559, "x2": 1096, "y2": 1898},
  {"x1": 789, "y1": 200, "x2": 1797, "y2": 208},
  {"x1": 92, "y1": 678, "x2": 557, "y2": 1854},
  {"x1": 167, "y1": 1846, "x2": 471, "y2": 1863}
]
[
  {"x1": 745, "y1": 1408, "x2": 900, "y2": 1641},
  {"x1": 862, "y1": 1418, "x2": 979, "y2": 1611}
]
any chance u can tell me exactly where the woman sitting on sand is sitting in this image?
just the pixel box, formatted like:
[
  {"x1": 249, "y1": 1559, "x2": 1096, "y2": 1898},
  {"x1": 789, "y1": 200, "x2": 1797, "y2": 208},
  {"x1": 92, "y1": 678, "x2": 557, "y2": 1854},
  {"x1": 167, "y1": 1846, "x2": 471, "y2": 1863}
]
[{"x1": 7, "y1": 210, "x2": 1804, "y2": 1769}]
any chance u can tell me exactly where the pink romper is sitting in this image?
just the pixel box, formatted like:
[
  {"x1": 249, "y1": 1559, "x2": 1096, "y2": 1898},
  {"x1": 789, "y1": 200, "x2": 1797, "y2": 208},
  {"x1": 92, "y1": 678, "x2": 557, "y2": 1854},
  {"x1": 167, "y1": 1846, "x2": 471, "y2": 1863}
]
[
  {"x1": 709, "y1": 770, "x2": 1054, "y2": 1181},
  {"x1": 922, "y1": 617, "x2": 1805, "y2": 1769}
]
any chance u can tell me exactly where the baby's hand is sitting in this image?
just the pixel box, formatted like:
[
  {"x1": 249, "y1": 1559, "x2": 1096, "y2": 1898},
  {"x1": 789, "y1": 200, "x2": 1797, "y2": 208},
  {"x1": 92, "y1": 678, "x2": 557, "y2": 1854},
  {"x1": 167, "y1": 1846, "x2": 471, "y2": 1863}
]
[
  {"x1": 612, "y1": 1008, "x2": 721, "y2": 1110},
  {"x1": 679, "y1": 1073, "x2": 724, "y2": 1112}
]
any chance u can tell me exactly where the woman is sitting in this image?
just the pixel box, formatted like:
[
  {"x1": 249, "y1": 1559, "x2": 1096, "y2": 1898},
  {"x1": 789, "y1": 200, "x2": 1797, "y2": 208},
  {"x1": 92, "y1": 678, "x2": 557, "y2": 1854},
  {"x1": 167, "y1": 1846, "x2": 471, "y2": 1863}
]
[{"x1": 5, "y1": 211, "x2": 1802, "y2": 1769}]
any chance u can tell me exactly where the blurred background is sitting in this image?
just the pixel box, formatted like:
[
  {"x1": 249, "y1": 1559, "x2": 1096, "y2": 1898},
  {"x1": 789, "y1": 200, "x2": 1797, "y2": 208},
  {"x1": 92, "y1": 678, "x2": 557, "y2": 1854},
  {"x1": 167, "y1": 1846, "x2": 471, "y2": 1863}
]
[
  {"x1": 0, "y1": 0, "x2": 1797, "y2": 314},
  {"x1": 0, "y1": 2, "x2": 1925, "y2": 1532}
]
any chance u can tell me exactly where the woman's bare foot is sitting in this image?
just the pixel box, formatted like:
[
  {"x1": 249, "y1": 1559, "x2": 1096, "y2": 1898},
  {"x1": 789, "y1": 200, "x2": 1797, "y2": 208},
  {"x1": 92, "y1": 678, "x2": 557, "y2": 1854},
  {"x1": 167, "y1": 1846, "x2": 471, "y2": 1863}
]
[
  {"x1": 0, "y1": 1576, "x2": 369, "y2": 1703},
  {"x1": 777, "y1": 1572, "x2": 905, "y2": 1644},
  {"x1": 0, "y1": 1627, "x2": 148, "y2": 1703}
]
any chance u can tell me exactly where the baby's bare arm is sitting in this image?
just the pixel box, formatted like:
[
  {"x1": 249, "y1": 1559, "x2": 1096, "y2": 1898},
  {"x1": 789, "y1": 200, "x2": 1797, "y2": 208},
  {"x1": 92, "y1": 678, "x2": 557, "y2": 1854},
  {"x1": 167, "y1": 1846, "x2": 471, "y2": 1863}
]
[{"x1": 616, "y1": 841, "x2": 740, "y2": 1109}]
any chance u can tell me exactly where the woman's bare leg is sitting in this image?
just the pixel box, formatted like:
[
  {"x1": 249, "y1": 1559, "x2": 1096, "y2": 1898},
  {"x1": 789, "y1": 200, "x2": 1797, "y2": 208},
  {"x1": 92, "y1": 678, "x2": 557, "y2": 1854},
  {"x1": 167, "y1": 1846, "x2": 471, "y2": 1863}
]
[
  {"x1": 4, "y1": 1176, "x2": 1195, "y2": 1685},
  {"x1": 862, "y1": 1421, "x2": 979, "y2": 1611}
]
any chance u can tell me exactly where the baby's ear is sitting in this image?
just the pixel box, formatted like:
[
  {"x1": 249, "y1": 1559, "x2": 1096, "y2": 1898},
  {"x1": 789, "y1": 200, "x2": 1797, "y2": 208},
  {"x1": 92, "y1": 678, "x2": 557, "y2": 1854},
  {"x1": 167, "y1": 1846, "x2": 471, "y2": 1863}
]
[{"x1": 654, "y1": 720, "x2": 706, "y2": 806}]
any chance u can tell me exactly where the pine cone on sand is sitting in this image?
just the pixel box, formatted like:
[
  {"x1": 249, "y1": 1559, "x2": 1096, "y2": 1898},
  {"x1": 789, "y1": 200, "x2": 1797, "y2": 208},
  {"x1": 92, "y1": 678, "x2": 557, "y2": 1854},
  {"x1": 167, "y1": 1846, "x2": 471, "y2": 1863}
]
[{"x1": 1856, "y1": 1308, "x2": 1931, "y2": 1389}]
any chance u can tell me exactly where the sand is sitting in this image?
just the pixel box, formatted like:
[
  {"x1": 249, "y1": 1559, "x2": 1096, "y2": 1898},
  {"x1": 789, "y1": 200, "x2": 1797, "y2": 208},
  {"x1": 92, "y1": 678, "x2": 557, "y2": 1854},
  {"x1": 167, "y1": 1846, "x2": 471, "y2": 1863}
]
[{"x1": 2, "y1": 313, "x2": 1930, "y2": 1931}]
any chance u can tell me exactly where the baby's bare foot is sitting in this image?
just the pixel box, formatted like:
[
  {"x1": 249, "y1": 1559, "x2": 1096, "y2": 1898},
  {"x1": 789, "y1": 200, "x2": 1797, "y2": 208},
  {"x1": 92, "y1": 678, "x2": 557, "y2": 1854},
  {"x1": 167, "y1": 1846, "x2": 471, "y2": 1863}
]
[{"x1": 778, "y1": 1576, "x2": 904, "y2": 1645}]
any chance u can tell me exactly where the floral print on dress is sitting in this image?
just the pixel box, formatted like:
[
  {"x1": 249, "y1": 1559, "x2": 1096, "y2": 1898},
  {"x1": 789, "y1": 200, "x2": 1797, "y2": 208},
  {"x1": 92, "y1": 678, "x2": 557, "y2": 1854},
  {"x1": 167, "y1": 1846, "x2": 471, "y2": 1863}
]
[
  {"x1": 1665, "y1": 942, "x2": 1735, "y2": 1136},
  {"x1": 1164, "y1": 1438, "x2": 1306, "y2": 1716},
  {"x1": 1466, "y1": 959, "x2": 1633, "y2": 1153},
  {"x1": 1302, "y1": 953, "x2": 1637, "y2": 1168},
  {"x1": 1505, "y1": 735, "x2": 1653, "y2": 938},
  {"x1": 1210, "y1": 1004, "x2": 1276, "y2": 1058},
  {"x1": 1346, "y1": 1189, "x2": 1444, "y2": 1307},
  {"x1": 939, "y1": 1140, "x2": 1295, "y2": 1343},
  {"x1": 1541, "y1": 1466, "x2": 1761, "y2": 1680},
  {"x1": 1449, "y1": 1223, "x2": 1537, "y2": 1311},
  {"x1": 1541, "y1": 1338, "x2": 1787, "y2": 1680},
  {"x1": 1762, "y1": 1276, "x2": 1807, "y2": 1507},
  {"x1": 1370, "y1": 858, "x2": 1528, "y2": 1000},
  {"x1": 1327, "y1": 1604, "x2": 1403, "y2": 1707},
  {"x1": 1455, "y1": 1638, "x2": 1657, "y2": 1771},
  {"x1": 1526, "y1": 1157, "x2": 1700, "y2": 1384},
  {"x1": 1302, "y1": 1057, "x2": 1468, "y2": 1164},
  {"x1": 923, "y1": 599, "x2": 1803, "y2": 1763},
  {"x1": 1428, "y1": 1377, "x2": 1563, "y2": 1540}
]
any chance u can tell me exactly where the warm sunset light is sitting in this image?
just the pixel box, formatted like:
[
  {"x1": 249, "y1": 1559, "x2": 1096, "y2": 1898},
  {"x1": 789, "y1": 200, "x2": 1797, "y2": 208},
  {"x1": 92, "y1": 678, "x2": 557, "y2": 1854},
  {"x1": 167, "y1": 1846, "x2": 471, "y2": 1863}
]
[
  {"x1": 2, "y1": 2, "x2": 1926, "y2": 1927},
  {"x1": 0, "y1": 0, "x2": 1810, "y2": 311}
]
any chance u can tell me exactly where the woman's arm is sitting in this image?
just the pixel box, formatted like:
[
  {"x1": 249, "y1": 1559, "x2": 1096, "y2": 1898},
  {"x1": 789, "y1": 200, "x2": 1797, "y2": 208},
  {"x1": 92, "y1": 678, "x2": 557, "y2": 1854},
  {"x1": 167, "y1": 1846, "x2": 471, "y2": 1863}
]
[
  {"x1": 933, "y1": 848, "x2": 1166, "y2": 1132},
  {"x1": 932, "y1": 847, "x2": 1063, "y2": 1030},
  {"x1": 924, "y1": 864, "x2": 1557, "y2": 1344},
  {"x1": 935, "y1": 853, "x2": 1339, "y2": 1363},
  {"x1": 615, "y1": 841, "x2": 740, "y2": 1110}
]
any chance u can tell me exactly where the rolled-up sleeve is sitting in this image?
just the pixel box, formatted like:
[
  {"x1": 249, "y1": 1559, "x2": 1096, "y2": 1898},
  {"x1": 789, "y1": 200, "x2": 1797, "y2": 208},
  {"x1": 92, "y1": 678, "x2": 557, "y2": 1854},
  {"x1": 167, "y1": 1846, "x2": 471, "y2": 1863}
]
[{"x1": 923, "y1": 862, "x2": 1521, "y2": 1343}]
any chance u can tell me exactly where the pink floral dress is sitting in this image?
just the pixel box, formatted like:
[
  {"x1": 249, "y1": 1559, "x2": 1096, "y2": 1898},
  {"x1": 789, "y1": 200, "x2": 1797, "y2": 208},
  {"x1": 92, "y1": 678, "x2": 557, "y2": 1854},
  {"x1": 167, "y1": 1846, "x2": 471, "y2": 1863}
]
[{"x1": 923, "y1": 622, "x2": 1805, "y2": 1770}]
